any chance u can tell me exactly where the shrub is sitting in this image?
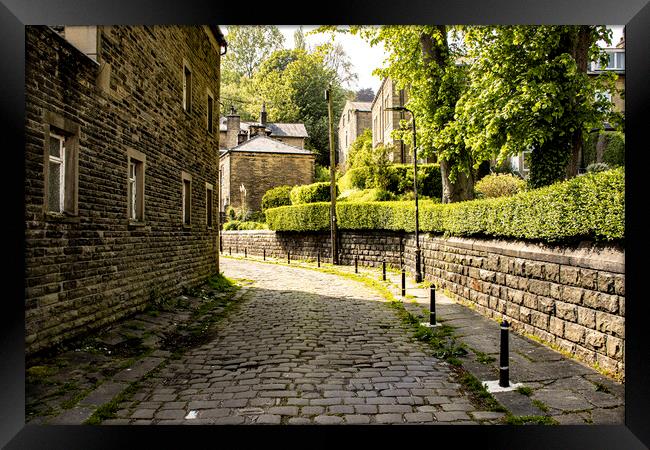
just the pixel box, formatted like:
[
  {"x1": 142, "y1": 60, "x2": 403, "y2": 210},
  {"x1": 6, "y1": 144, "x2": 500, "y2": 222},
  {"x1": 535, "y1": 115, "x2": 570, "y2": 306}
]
[
  {"x1": 386, "y1": 164, "x2": 443, "y2": 199},
  {"x1": 222, "y1": 220, "x2": 268, "y2": 231},
  {"x1": 266, "y1": 168, "x2": 624, "y2": 243},
  {"x1": 314, "y1": 164, "x2": 331, "y2": 182},
  {"x1": 338, "y1": 167, "x2": 370, "y2": 191},
  {"x1": 290, "y1": 182, "x2": 338, "y2": 205},
  {"x1": 474, "y1": 173, "x2": 527, "y2": 199},
  {"x1": 586, "y1": 162, "x2": 610, "y2": 173},
  {"x1": 341, "y1": 188, "x2": 397, "y2": 203},
  {"x1": 261, "y1": 185, "x2": 293, "y2": 211},
  {"x1": 583, "y1": 131, "x2": 625, "y2": 168}
]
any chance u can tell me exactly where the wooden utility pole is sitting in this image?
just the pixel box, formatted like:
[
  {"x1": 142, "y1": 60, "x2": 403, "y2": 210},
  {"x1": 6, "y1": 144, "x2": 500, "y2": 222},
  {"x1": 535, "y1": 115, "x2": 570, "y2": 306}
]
[{"x1": 326, "y1": 87, "x2": 338, "y2": 265}]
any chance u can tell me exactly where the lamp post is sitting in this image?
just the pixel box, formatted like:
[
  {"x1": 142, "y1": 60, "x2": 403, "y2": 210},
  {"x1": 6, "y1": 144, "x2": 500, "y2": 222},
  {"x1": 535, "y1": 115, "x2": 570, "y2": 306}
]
[{"x1": 387, "y1": 106, "x2": 422, "y2": 283}]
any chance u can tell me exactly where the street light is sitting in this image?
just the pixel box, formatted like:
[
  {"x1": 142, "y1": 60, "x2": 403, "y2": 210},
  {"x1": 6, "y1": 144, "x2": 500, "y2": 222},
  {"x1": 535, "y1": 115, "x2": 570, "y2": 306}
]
[{"x1": 386, "y1": 105, "x2": 422, "y2": 283}]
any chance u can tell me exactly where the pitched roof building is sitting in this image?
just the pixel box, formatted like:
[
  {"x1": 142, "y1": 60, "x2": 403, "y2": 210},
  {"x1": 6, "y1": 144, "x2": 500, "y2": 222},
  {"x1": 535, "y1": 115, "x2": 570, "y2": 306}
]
[{"x1": 337, "y1": 100, "x2": 372, "y2": 168}]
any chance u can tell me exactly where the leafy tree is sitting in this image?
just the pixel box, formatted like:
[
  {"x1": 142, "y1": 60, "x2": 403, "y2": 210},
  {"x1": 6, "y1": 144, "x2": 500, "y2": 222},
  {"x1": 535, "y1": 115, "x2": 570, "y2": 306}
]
[
  {"x1": 223, "y1": 26, "x2": 285, "y2": 78},
  {"x1": 448, "y1": 26, "x2": 618, "y2": 187},
  {"x1": 294, "y1": 26, "x2": 306, "y2": 50},
  {"x1": 346, "y1": 129, "x2": 393, "y2": 189},
  {"x1": 355, "y1": 88, "x2": 375, "y2": 102}
]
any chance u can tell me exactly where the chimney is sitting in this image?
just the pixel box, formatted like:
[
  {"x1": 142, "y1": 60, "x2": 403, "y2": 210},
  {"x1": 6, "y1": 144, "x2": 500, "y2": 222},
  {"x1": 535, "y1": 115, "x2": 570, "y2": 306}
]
[
  {"x1": 260, "y1": 102, "x2": 267, "y2": 125},
  {"x1": 226, "y1": 106, "x2": 240, "y2": 149},
  {"x1": 249, "y1": 123, "x2": 267, "y2": 138}
]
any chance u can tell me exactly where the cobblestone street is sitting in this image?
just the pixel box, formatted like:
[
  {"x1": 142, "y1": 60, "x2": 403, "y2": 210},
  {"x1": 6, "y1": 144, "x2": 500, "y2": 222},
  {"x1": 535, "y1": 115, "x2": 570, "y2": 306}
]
[{"x1": 110, "y1": 258, "x2": 487, "y2": 425}]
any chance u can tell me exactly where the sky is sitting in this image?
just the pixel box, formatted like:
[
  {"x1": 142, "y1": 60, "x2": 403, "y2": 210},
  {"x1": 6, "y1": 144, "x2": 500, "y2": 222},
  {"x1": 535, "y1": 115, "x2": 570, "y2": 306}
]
[{"x1": 225, "y1": 25, "x2": 625, "y2": 96}]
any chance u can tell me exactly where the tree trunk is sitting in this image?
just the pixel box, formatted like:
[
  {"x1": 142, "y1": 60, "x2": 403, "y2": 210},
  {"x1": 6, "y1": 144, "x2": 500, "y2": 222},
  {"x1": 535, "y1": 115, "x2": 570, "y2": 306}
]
[
  {"x1": 440, "y1": 159, "x2": 475, "y2": 203},
  {"x1": 566, "y1": 26, "x2": 591, "y2": 177}
]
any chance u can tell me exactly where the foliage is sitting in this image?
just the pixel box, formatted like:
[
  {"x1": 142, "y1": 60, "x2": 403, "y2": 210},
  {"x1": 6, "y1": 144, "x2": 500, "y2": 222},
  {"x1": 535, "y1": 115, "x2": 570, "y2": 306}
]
[
  {"x1": 266, "y1": 168, "x2": 624, "y2": 243},
  {"x1": 314, "y1": 164, "x2": 331, "y2": 182},
  {"x1": 355, "y1": 87, "x2": 375, "y2": 102},
  {"x1": 345, "y1": 128, "x2": 374, "y2": 170},
  {"x1": 338, "y1": 188, "x2": 397, "y2": 202},
  {"x1": 386, "y1": 164, "x2": 443, "y2": 200},
  {"x1": 223, "y1": 220, "x2": 268, "y2": 231},
  {"x1": 451, "y1": 26, "x2": 618, "y2": 187},
  {"x1": 261, "y1": 185, "x2": 293, "y2": 211},
  {"x1": 474, "y1": 173, "x2": 527, "y2": 199},
  {"x1": 290, "y1": 182, "x2": 338, "y2": 204},
  {"x1": 583, "y1": 131, "x2": 625, "y2": 168},
  {"x1": 338, "y1": 167, "x2": 370, "y2": 191},
  {"x1": 586, "y1": 163, "x2": 610, "y2": 173},
  {"x1": 222, "y1": 26, "x2": 285, "y2": 79}
]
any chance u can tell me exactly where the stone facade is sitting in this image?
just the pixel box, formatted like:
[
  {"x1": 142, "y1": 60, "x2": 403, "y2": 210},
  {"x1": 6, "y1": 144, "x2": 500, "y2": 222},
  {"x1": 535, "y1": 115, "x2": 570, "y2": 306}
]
[
  {"x1": 337, "y1": 101, "x2": 372, "y2": 168},
  {"x1": 371, "y1": 77, "x2": 412, "y2": 164},
  {"x1": 25, "y1": 25, "x2": 225, "y2": 354},
  {"x1": 220, "y1": 230, "x2": 625, "y2": 377},
  {"x1": 220, "y1": 149, "x2": 315, "y2": 213}
]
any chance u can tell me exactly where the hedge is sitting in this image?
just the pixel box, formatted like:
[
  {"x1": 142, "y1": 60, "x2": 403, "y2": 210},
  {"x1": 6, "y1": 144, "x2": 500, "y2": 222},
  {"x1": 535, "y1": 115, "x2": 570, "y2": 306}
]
[
  {"x1": 261, "y1": 185, "x2": 293, "y2": 211},
  {"x1": 223, "y1": 220, "x2": 269, "y2": 231},
  {"x1": 290, "y1": 182, "x2": 338, "y2": 205},
  {"x1": 339, "y1": 164, "x2": 442, "y2": 200},
  {"x1": 265, "y1": 168, "x2": 624, "y2": 242},
  {"x1": 583, "y1": 131, "x2": 625, "y2": 168}
]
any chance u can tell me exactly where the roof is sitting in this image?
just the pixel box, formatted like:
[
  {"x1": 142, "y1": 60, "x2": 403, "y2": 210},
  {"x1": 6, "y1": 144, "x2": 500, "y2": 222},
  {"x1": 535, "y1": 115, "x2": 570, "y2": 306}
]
[
  {"x1": 221, "y1": 135, "x2": 315, "y2": 156},
  {"x1": 347, "y1": 101, "x2": 372, "y2": 112},
  {"x1": 219, "y1": 117, "x2": 309, "y2": 138}
]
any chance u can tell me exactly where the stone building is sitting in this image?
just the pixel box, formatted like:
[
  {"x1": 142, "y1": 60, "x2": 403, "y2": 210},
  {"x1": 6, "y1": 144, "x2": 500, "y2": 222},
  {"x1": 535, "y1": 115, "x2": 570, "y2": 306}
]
[
  {"x1": 371, "y1": 77, "x2": 412, "y2": 164},
  {"x1": 24, "y1": 25, "x2": 227, "y2": 354},
  {"x1": 337, "y1": 100, "x2": 372, "y2": 168},
  {"x1": 219, "y1": 134, "x2": 315, "y2": 214}
]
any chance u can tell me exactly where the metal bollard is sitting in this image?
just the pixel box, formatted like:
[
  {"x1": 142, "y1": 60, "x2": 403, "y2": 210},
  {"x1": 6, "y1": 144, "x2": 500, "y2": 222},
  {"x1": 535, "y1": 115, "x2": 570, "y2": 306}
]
[
  {"x1": 317, "y1": 250, "x2": 321, "y2": 267},
  {"x1": 229, "y1": 247, "x2": 232, "y2": 256},
  {"x1": 263, "y1": 248, "x2": 266, "y2": 261},
  {"x1": 429, "y1": 285, "x2": 437, "y2": 326},
  {"x1": 244, "y1": 247, "x2": 247, "y2": 258},
  {"x1": 355, "y1": 255, "x2": 358, "y2": 273},
  {"x1": 288, "y1": 251, "x2": 290, "y2": 264},
  {"x1": 499, "y1": 320, "x2": 510, "y2": 388},
  {"x1": 401, "y1": 267, "x2": 406, "y2": 297},
  {"x1": 236, "y1": 245, "x2": 238, "y2": 255},
  {"x1": 382, "y1": 260, "x2": 386, "y2": 281}
]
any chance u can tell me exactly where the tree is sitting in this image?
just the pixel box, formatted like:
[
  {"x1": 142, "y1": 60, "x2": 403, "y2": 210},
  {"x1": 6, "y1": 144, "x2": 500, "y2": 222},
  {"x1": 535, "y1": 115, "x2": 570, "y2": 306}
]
[
  {"x1": 451, "y1": 26, "x2": 617, "y2": 188},
  {"x1": 294, "y1": 26, "x2": 306, "y2": 50},
  {"x1": 223, "y1": 26, "x2": 285, "y2": 78},
  {"x1": 242, "y1": 48, "x2": 347, "y2": 166},
  {"x1": 355, "y1": 88, "x2": 375, "y2": 102}
]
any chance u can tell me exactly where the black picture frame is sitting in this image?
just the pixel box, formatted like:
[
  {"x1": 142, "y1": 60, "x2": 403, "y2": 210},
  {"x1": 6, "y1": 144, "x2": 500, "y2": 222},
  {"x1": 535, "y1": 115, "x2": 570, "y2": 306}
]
[{"x1": 2, "y1": 0, "x2": 648, "y2": 448}]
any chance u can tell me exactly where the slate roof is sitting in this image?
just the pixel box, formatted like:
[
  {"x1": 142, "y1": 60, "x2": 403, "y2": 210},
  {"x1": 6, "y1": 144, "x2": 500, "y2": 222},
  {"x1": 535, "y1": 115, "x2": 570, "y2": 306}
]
[
  {"x1": 219, "y1": 117, "x2": 309, "y2": 138},
  {"x1": 348, "y1": 101, "x2": 372, "y2": 112},
  {"x1": 221, "y1": 135, "x2": 314, "y2": 156}
]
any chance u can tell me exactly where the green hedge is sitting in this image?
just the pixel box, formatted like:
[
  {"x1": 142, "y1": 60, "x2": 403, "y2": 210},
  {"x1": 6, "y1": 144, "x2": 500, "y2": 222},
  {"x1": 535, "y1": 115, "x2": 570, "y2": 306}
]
[
  {"x1": 583, "y1": 131, "x2": 625, "y2": 168},
  {"x1": 290, "y1": 182, "x2": 338, "y2": 205},
  {"x1": 266, "y1": 168, "x2": 624, "y2": 242},
  {"x1": 339, "y1": 164, "x2": 442, "y2": 199},
  {"x1": 261, "y1": 185, "x2": 293, "y2": 211},
  {"x1": 223, "y1": 220, "x2": 269, "y2": 231}
]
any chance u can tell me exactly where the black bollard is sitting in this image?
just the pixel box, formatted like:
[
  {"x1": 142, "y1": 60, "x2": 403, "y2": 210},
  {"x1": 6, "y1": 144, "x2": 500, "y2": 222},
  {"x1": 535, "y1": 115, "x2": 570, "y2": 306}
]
[
  {"x1": 236, "y1": 245, "x2": 238, "y2": 255},
  {"x1": 229, "y1": 247, "x2": 232, "y2": 256},
  {"x1": 244, "y1": 247, "x2": 247, "y2": 258},
  {"x1": 382, "y1": 259, "x2": 386, "y2": 281},
  {"x1": 430, "y1": 285, "x2": 437, "y2": 326},
  {"x1": 263, "y1": 248, "x2": 266, "y2": 261},
  {"x1": 317, "y1": 250, "x2": 321, "y2": 268},
  {"x1": 401, "y1": 267, "x2": 406, "y2": 297},
  {"x1": 355, "y1": 256, "x2": 358, "y2": 273},
  {"x1": 499, "y1": 320, "x2": 510, "y2": 388},
  {"x1": 288, "y1": 251, "x2": 290, "y2": 264}
]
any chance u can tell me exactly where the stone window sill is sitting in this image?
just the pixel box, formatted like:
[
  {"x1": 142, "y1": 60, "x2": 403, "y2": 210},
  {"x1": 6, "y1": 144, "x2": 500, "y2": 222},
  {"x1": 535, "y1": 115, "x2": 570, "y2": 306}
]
[{"x1": 128, "y1": 220, "x2": 147, "y2": 229}]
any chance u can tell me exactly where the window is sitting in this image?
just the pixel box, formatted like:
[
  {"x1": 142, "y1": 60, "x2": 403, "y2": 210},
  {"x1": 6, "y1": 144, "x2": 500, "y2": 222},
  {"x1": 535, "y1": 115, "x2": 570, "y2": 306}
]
[
  {"x1": 181, "y1": 171, "x2": 192, "y2": 226},
  {"x1": 183, "y1": 63, "x2": 192, "y2": 112},
  {"x1": 521, "y1": 150, "x2": 532, "y2": 174},
  {"x1": 206, "y1": 183, "x2": 214, "y2": 228},
  {"x1": 207, "y1": 91, "x2": 214, "y2": 133},
  {"x1": 43, "y1": 112, "x2": 80, "y2": 217},
  {"x1": 591, "y1": 50, "x2": 625, "y2": 71},
  {"x1": 48, "y1": 133, "x2": 65, "y2": 213},
  {"x1": 127, "y1": 148, "x2": 146, "y2": 222}
]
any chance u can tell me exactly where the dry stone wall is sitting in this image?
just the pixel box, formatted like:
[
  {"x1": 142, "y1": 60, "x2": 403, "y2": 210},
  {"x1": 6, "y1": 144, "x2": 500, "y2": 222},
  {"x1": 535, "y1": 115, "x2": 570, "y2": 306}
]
[{"x1": 221, "y1": 230, "x2": 625, "y2": 377}]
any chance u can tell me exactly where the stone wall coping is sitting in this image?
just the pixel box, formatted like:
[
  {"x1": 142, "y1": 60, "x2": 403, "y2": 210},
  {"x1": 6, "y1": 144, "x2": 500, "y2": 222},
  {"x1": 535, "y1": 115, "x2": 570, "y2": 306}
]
[{"x1": 425, "y1": 235, "x2": 624, "y2": 274}]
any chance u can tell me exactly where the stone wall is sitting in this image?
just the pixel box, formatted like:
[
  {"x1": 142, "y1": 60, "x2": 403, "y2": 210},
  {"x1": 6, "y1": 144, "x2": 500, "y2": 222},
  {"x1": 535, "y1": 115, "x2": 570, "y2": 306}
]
[
  {"x1": 25, "y1": 26, "x2": 222, "y2": 354},
  {"x1": 220, "y1": 230, "x2": 625, "y2": 377}
]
